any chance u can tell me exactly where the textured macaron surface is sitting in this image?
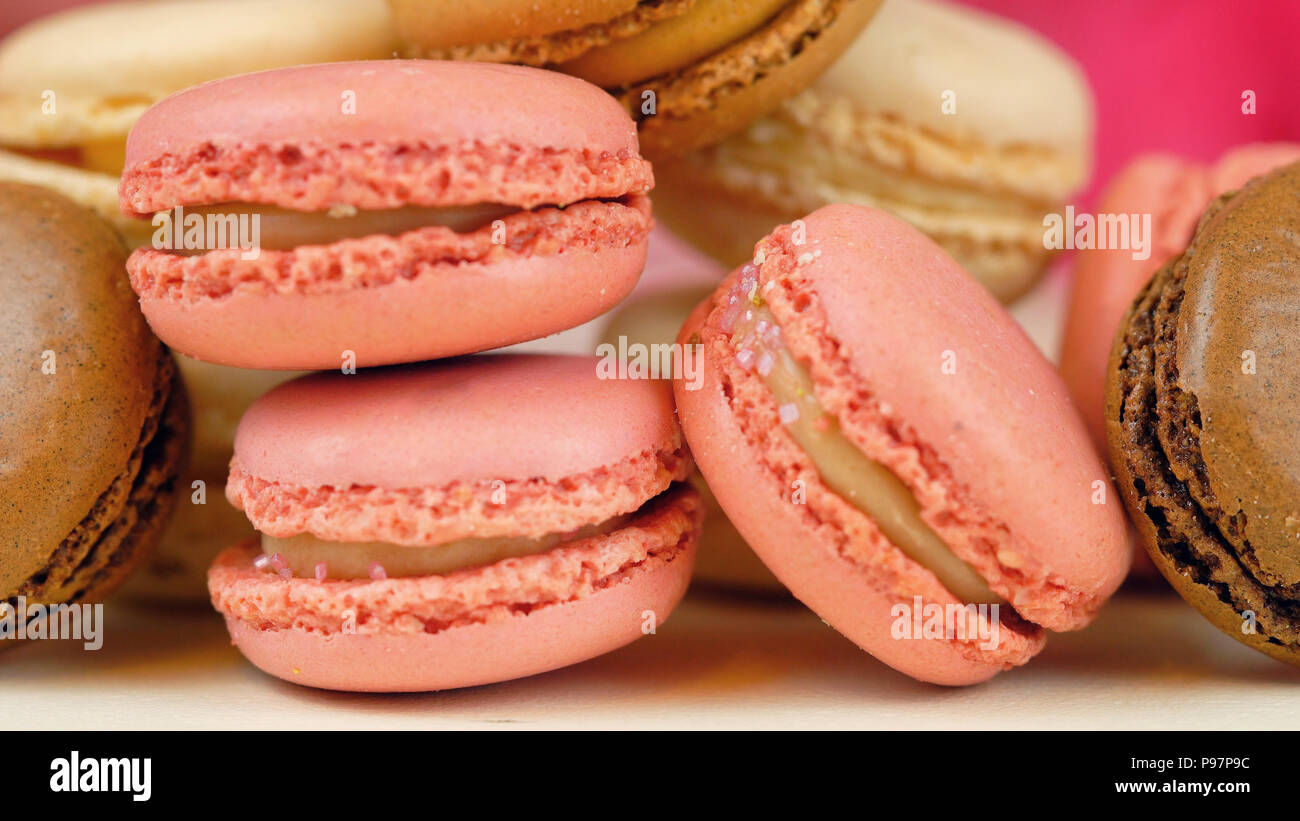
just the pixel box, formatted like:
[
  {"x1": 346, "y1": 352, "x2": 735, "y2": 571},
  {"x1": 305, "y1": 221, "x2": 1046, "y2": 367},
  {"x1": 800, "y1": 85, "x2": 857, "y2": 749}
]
[
  {"x1": 228, "y1": 355, "x2": 692, "y2": 544},
  {"x1": 210, "y1": 482, "x2": 700, "y2": 691},
  {"x1": 120, "y1": 60, "x2": 653, "y2": 215},
  {"x1": 0, "y1": 183, "x2": 185, "y2": 602},
  {"x1": 1108, "y1": 161, "x2": 1300, "y2": 660},
  {"x1": 677, "y1": 204, "x2": 1127, "y2": 681},
  {"x1": 212, "y1": 485, "x2": 701, "y2": 636}
]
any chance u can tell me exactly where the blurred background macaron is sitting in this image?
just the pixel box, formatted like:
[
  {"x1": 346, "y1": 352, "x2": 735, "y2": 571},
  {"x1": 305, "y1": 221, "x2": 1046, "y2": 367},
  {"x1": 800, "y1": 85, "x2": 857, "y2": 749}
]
[
  {"x1": 0, "y1": 183, "x2": 188, "y2": 611},
  {"x1": 601, "y1": 287, "x2": 786, "y2": 595},
  {"x1": 387, "y1": 0, "x2": 885, "y2": 158},
  {"x1": 652, "y1": 0, "x2": 1094, "y2": 302},
  {"x1": 118, "y1": 357, "x2": 300, "y2": 605},
  {"x1": 0, "y1": 0, "x2": 396, "y2": 245}
]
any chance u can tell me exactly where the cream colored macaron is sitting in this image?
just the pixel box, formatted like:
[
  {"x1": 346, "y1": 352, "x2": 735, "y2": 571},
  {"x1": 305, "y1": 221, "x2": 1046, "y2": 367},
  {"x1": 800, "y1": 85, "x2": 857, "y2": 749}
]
[
  {"x1": 652, "y1": 0, "x2": 1094, "y2": 302},
  {"x1": 600, "y1": 287, "x2": 786, "y2": 595},
  {"x1": 119, "y1": 355, "x2": 301, "y2": 604},
  {"x1": 0, "y1": 0, "x2": 396, "y2": 244}
]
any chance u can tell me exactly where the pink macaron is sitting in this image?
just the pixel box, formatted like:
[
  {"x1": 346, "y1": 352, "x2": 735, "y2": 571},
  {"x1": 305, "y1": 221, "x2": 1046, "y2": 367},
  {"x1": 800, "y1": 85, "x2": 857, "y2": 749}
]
[
  {"x1": 209, "y1": 354, "x2": 701, "y2": 692},
  {"x1": 1059, "y1": 142, "x2": 1300, "y2": 450},
  {"x1": 120, "y1": 60, "x2": 655, "y2": 370},
  {"x1": 674, "y1": 204, "x2": 1129, "y2": 685}
]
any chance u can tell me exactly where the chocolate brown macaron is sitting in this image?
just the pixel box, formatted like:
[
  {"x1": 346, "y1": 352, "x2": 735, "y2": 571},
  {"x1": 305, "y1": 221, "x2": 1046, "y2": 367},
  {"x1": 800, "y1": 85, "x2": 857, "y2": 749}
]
[
  {"x1": 1106, "y1": 161, "x2": 1300, "y2": 664},
  {"x1": 1, "y1": 183, "x2": 188, "y2": 610}
]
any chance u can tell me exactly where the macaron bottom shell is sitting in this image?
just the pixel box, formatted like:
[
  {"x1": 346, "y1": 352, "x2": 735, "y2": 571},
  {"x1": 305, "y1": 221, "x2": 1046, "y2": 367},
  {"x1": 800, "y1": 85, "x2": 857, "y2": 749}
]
[{"x1": 210, "y1": 486, "x2": 701, "y2": 692}]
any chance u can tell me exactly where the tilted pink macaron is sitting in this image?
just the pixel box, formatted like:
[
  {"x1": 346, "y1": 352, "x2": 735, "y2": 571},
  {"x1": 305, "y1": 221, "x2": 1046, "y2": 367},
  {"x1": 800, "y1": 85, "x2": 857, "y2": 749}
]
[
  {"x1": 209, "y1": 354, "x2": 701, "y2": 692},
  {"x1": 674, "y1": 204, "x2": 1129, "y2": 686},
  {"x1": 120, "y1": 60, "x2": 655, "y2": 370},
  {"x1": 1059, "y1": 142, "x2": 1300, "y2": 450}
]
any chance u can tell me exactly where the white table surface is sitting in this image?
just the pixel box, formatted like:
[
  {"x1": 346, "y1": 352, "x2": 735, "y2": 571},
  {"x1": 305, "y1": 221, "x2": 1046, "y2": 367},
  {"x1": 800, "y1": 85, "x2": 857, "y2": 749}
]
[
  {"x1": 6, "y1": 233, "x2": 1297, "y2": 730},
  {"x1": 4, "y1": 586, "x2": 1298, "y2": 731}
]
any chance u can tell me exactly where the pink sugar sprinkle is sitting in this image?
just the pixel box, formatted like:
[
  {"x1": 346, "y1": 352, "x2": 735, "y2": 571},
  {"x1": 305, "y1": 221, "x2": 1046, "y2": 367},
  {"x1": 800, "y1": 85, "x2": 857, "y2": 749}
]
[
  {"x1": 735, "y1": 348, "x2": 756, "y2": 371},
  {"x1": 269, "y1": 552, "x2": 287, "y2": 571},
  {"x1": 278, "y1": 568, "x2": 293, "y2": 579},
  {"x1": 778, "y1": 403, "x2": 800, "y2": 425},
  {"x1": 755, "y1": 319, "x2": 770, "y2": 336},
  {"x1": 756, "y1": 351, "x2": 774, "y2": 376},
  {"x1": 314, "y1": 562, "x2": 328, "y2": 581},
  {"x1": 718, "y1": 293, "x2": 742, "y2": 333},
  {"x1": 764, "y1": 325, "x2": 782, "y2": 346},
  {"x1": 739, "y1": 266, "x2": 758, "y2": 293},
  {"x1": 253, "y1": 554, "x2": 271, "y2": 571},
  {"x1": 369, "y1": 562, "x2": 387, "y2": 581}
]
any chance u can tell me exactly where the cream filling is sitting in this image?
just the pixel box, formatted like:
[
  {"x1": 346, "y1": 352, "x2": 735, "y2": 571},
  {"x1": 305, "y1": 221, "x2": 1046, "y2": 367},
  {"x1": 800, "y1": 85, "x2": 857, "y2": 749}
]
[
  {"x1": 261, "y1": 515, "x2": 630, "y2": 580},
  {"x1": 155, "y1": 202, "x2": 520, "y2": 253},
  {"x1": 731, "y1": 300, "x2": 1002, "y2": 605},
  {"x1": 558, "y1": 0, "x2": 791, "y2": 88}
]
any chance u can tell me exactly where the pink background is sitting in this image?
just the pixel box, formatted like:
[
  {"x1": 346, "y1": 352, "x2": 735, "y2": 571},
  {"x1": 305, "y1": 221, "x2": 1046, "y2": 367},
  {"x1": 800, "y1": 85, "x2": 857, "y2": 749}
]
[{"x1": 959, "y1": 0, "x2": 1300, "y2": 203}]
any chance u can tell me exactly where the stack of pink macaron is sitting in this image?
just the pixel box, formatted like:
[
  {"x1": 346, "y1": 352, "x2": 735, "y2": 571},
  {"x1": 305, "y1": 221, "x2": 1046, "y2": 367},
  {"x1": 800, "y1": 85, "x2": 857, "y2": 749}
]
[
  {"x1": 119, "y1": 60, "x2": 703, "y2": 692},
  {"x1": 121, "y1": 58, "x2": 1133, "y2": 692}
]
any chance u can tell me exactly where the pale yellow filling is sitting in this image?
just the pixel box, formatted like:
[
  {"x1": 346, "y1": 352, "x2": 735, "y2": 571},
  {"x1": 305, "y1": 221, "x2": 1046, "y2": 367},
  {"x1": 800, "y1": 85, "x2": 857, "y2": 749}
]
[
  {"x1": 559, "y1": 0, "x2": 791, "y2": 88},
  {"x1": 262, "y1": 516, "x2": 629, "y2": 580},
  {"x1": 734, "y1": 304, "x2": 1001, "y2": 604},
  {"x1": 156, "y1": 202, "x2": 519, "y2": 253}
]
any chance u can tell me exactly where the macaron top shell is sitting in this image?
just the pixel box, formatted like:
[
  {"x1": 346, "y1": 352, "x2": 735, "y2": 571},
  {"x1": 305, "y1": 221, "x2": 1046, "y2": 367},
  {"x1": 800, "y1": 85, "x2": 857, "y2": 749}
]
[
  {"x1": 120, "y1": 60, "x2": 653, "y2": 215},
  {"x1": 792, "y1": 205, "x2": 1123, "y2": 594},
  {"x1": 1173, "y1": 162, "x2": 1300, "y2": 576},
  {"x1": 0, "y1": 183, "x2": 162, "y2": 592},
  {"x1": 235, "y1": 355, "x2": 679, "y2": 490}
]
